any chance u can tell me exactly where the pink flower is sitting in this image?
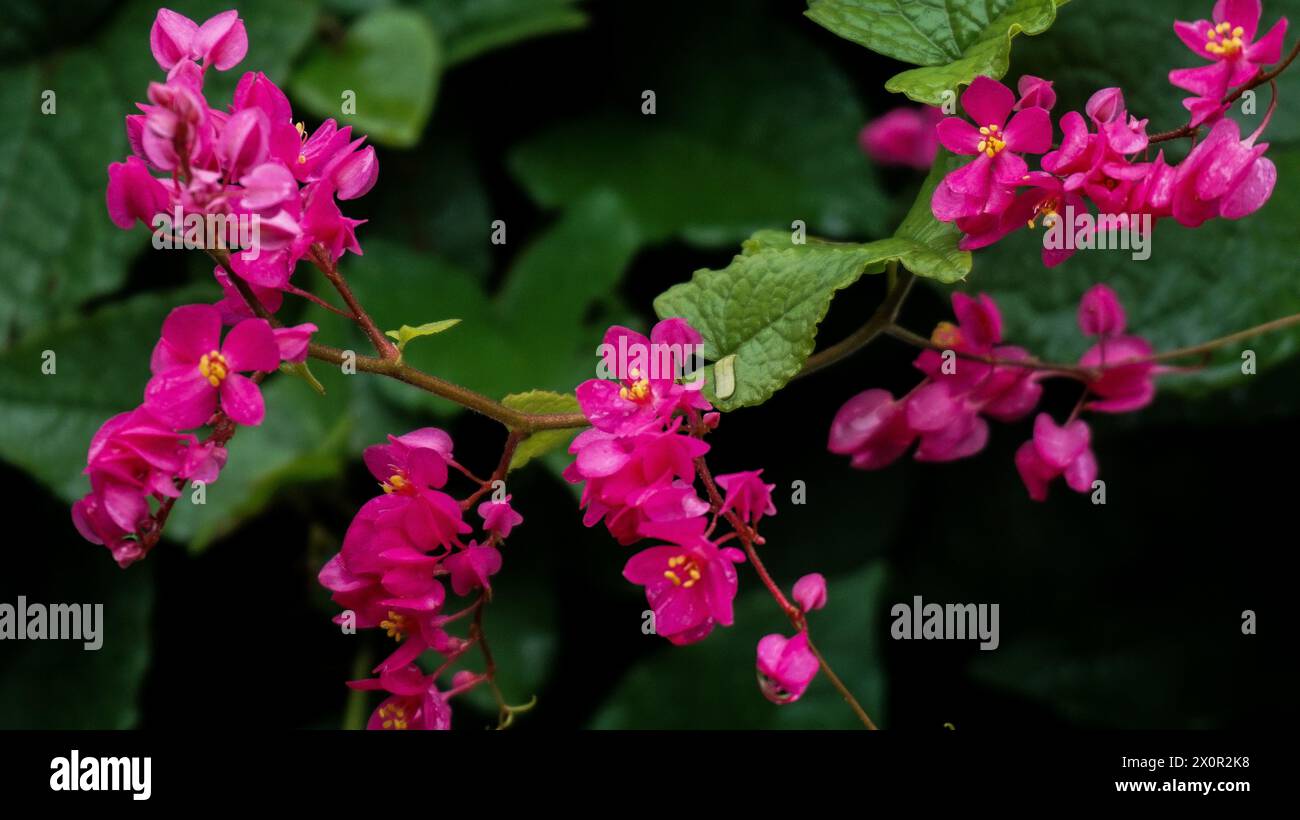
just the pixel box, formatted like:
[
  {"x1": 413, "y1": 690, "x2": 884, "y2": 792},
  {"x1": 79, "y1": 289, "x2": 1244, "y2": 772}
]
[
  {"x1": 995, "y1": 172, "x2": 1089, "y2": 267},
  {"x1": 145, "y1": 304, "x2": 280, "y2": 428},
  {"x1": 1014, "y1": 414, "x2": 1098, "y2": 501},
  {"x1": 1171, "y1": 0, "x2": 1289, "y2": 123},
  {"x1": 859, "y1": 107, "x2": 943, "y2": 169},
  {"x1": 624, "y1": 517, "x2": 745, "y2": 645},
  {"x1": 478, "y1": 496, "x2": 523, "y2": 539},
  {"x1": 150, "y1": 8, "x2": 248, "y2": 72},
  {"x1": 1078, "y1": 284, "x2": 1126, "y2": 336},
  {"x1": 715, "y1": 470, "x2": 776, "y2": 526},
  {"x1": 582, "y1": 320, "x2": 709, "y2": 436},
  {"x1": 933, "y1": 76, "x2": 1053, "y2": 219},
  {"x1": 106, "y1": 157, "x2": 169, "y2": 229},
  {"x1": 1170, "y1": 118, "x2": 1276, "y2": 227},
  {"x1": 1079, "y1": 335, "x2": 1158, "y2": 414},
  {"x1": 1015, "y1": 75, "x2": 1057, "y2": 111},
  {"x1": 827, "y1": 388, "x2": 916, "y2": 469},
  {"x1": 830, "y1": 293, "x2": 1043, "y2": 471},
  {"x1": 212, "y1": 267, "x2": 283, "y2": 324},
  {"x1": 272, "y1": 323, "x2": 317, "y2": 364},
  {"x1": 565, "y1": 425, "x2": 709, "y2": 545},
  {"x1": 362, "y1": 429, "x2": 471, "y2": 549},
  {"x1": 445, "y1": 542, "x2": 503, "y2": 596},
  {"x1": 756, "y1": 631, "x2": 819, "y2": 704},
  {"x1": 349, "y1": 665, "x2": 452, "y2": 731},
  {"x1": 792, "y1": 573, "x2": 827, "y2": 612}
]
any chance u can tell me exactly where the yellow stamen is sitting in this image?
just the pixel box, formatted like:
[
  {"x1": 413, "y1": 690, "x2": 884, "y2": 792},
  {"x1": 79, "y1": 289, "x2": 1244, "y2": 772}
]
[
  {"x1": 379, "y1": 610, "x2": 407, "y2": 641},
  {"x1": 931, "y1": 321, "x2": 963, "y2": 349},
  {"x1": 197, "y1": 350, "x2": 229, "y2": 388}
]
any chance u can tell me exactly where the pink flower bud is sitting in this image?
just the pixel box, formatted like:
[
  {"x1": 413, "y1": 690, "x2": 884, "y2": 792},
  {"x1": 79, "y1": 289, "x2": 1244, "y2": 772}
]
[
  {"x1": 273, "y1": 323, "x2": 318, "y2": 364},
  {"x1": 330, "y1": 145, "x2": 379, "y2": 200},
  {"x1": 194, "y1": 10, "x2": 248, "y2": 71},
  {"x1": 1014, "y1": 75, "x2": 1056, "y2": 111},
  {"x1": 105, "y1": 157, "x2": 169, "y2": 229},
  {"x1": 150, "y1": 9, "x2": 199, "y2": 71},
  {"x1": 221, "y1": 108, "x2": 270, "y2": 180},
  {"x1": 1077, "y1": 284, "x2": 1126, "y2": 336},
  {"x1": 239, "y1": 162, "x2": 297, "y2": 212},
  {"x1": 859, "y1": 106, "x2": 942, "y2": 169},
  {"x1": 792, "y1": 573, "x2": 827, "y2": 612},
  {"x1": 756, "y1": 631, "x2": 818, "y2": 704}
]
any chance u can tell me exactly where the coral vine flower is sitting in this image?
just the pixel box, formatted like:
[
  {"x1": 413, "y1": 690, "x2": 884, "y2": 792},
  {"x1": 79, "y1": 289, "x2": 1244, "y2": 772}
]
[
  {"x1": 478, "y1": 496, "x2": 524, "y2": 539},
  {"x1": 106, "y1": 157, "x2": 169, "y2": 229},
  {"x1": 145, "y1": 304, "x2": 280, "y2": 428},
  {"x1": 624, "y1": 517, "x2": 746, "y2": 645},
  {"x1": 793, "y1": 573, "x2": 828, "y2": 612},
  {"x1": 715, "y1": 470, "x2": 776, "y2": 526},
  {"x1": 859, "y1": 106, "x2": 943, "y2": 169},
  {"x1": 1171, "y1": 0, "x2": 1289, "y2": 122},
  {"x1": 348, "y1": 665, "x2": 453, "y2": 731},
  {"x1": 151, "y1": 9, "x2": 249, "y2": 72},
  {"x1": 933, "y1": 76, "x2": 1053, "y2": 218},
  {"x1": 756, "y1": 631, "x2": 819, "y2": 704},
  {"x1": 1015, "y1": 414, "x2": 1099, "y2": 501}
]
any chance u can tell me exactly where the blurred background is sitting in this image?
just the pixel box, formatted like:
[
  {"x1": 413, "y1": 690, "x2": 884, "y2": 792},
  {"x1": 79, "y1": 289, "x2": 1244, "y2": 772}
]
[{"x1": 0, "y1": 0, "x2": 1292, "y2": 729}]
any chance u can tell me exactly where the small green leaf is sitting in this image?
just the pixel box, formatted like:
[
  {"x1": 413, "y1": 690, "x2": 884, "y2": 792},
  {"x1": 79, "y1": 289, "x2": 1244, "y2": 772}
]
[
  {"x1": 384, "y1": 319, "x2": 462, "y2": 353},
  {"x1": 805, "y1": 0, "x2": 1066, "y2": 105},
  {"x1": 289, "y1": 8, "x2": 441, "y2": 148},
  {"x1": 501, "y1": 390, "x2": 582, "y2": 470},
  {"x1": 279, "y1": 360, "x2": 327, "y2": 395},
  {"x1": 652, "y1": 156, "x2": 969, "y2": 411}
]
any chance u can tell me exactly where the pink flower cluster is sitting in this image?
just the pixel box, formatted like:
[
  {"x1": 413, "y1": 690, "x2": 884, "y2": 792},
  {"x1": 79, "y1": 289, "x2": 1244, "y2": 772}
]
[
  {"x1": 318, "y1": 428, "x2": 523, "y2": 730},
  {"x1": 829, "y1": 285, "x2": 1159, "y2": 501},
  {"x1": 73, "y1": 303, "x2": 314, "y2": 566},
  {"x1": 75, "y1": 9, "x2": 386, "y2": 566},
  {"x1": 931, "y1": 0, "x2": 1286, "y2": 267},
  {"x1": 106, "y1": 8, "x2": 378, "y2": 295},
  {"x1": 565, "y1": 320, "x2": 831, "y2": 704}
]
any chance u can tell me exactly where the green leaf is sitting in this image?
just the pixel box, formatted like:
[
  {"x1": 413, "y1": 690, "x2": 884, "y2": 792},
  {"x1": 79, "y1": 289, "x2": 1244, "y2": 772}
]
[
  {"x1": 385, "y1": 319, "x2": 461, "y2": 353},
  {"x1": 415, "y1": 0, "x2": 587, "y2": 66},
  {"x1": 0, "y1": 287, "x2": 208, "y2": 500},
  {"x1": 0, "y1": 558, "x2": 153, "y2": 729},
  {"x1": 652, "y1": 156, "x2": 970, "y2": 411},
  {"x1": 805, "y1": 0, "x2": 1066, "y2": 105},
  {"x1": 501, "y1": 390, "x2": 582, "y2": 470},
  {"x1": 164, "y1": 376, "x2": 352, "y2": 552},
  {"x1": 591, "y1": 563, "x2": 888, "y2": 729},
  {"x1": 336, "y1": 192, "x2": 639, "y2": 414},
  {"x1": 509, "y1": 1, "x2": 889, "y2": 245},
  {"x1": 290, "y1": 7, "x2": 440, "y2": 148}
]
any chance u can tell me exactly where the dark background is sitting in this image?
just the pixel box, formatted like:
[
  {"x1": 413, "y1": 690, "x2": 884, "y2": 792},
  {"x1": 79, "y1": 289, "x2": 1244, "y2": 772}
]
[{"x1": 0, "y1": 0, "x2": 1292, "y2": 729}]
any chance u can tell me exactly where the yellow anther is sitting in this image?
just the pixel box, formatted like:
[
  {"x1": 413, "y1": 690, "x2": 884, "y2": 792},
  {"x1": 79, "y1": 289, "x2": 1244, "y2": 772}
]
[
  {"x1": 664, "y1": 570, "x2": 682, "y2": 586},
  {"x1": 381, "y1": 473, "x2": 410, "y2": 494},
  {"x1": 624, "y1": 379, "x2": 651, "y2": 402},
  {"x1": 380, "y1": 611, "x2": 407, "y2": 641},
  {"x1": 197, "y1": 350, "x2": 229, "y2": 388},
  {"x1": 931, "y1": 321, "x2": 963, "y2": 349},
  {"x1": 979, "y1": 126, "x2": 990, "y2": 135}
]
